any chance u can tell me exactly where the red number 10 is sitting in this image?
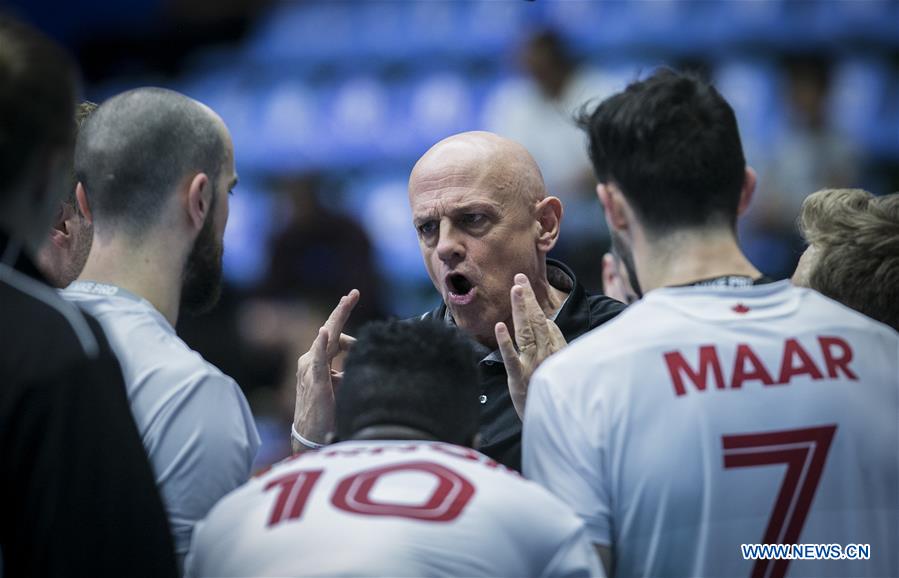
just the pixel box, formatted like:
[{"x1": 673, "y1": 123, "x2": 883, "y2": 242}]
[
  {"x1": 722, "y1": 425, "x2": 837, "y2": 578},
  {"x1": 264, "y1": 460, "x2": 476, "y2": 527}
]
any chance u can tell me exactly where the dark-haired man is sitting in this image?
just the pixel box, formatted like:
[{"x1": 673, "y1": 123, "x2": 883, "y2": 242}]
[
  {"x1": 36, "y1": 101, "x2": 97, "y2": 288},
  {"x1": 0, "y1": 18, "x2": 177, "y2": 577},
  {"x1": 292, "y1": 131, "x2": 624, "y2": 471},
  {"x1": 62, "y1": 87, "x2": 259, "y2": 568},
  {"x1": 524, "y1": 70, "x2": 898, "y2": 577},
  {"x1": 186, "y1": 320, "x2": 603, "y2": 577}
]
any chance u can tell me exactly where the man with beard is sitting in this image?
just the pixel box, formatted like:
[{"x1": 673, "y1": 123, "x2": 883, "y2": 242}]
[
  {"x1": 62, "y1": 87, "x2": 260, "y2": 570},
  {"x1": 36, "y1": 101, "x2": 97, "y2": 288}
]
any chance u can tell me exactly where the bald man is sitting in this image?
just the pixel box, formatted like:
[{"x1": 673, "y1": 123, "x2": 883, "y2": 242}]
[
  {"x1": 62, "y1": 87, "x2": 259, "y2": 567},
  {"x1": 292, "y1": 131, "x2": 624, "y2": 470}
]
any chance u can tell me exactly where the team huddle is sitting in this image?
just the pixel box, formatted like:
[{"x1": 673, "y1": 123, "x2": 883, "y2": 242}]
[{"x1": 2, "y1": 16, "x2": 898, "y2": 578}]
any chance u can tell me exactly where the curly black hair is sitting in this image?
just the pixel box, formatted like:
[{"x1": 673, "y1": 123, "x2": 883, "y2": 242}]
[{"x1": 336, "y1": 319, "x2": 480, "y2": 446}]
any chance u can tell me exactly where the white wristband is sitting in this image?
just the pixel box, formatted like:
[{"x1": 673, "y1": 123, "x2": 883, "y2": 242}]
[{"x1": 291, "y1": 423, "x2": 325, "y2": 449}]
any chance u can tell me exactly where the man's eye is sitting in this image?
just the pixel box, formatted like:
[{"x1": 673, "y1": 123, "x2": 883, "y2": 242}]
[
  {"x1": 460, "y1": 213, "x2": 485, "y2": 226},
  {"x1": 418, "y1": 221, "x2": 438, "y2": 235}
]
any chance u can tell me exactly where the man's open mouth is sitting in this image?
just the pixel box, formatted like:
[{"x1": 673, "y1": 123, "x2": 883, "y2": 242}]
[{"x1": 446, "y1": 272, "x2": 476, "y2": 305}]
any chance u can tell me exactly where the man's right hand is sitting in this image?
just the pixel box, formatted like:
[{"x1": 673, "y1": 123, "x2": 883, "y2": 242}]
[{"x1": 292, "y1": 289, "x2": 359, "y2": 453}]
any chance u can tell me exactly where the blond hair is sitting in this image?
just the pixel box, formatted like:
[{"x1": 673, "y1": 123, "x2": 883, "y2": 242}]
[{"x1": 798, "y1": 188, "x2": 899, "y2": 331}]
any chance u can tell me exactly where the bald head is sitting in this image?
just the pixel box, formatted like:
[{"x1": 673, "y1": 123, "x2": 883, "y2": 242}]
[
  {"x1": 407, "y1": 132, "x2": 564, "y2": 348},
  {"x1": 75, "y1": 87, "x2": 229, "y2": 236},
  {"x1": 409, "y1": 131, "x2": 546, "y2": 207}
]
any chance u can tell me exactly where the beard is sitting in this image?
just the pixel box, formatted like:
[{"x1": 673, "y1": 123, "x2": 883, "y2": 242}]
[
  {"x1": 66, "y1": 219, "x2": 93, "y2": 285},
  {"x1": 180, "y1": 204, "x2": 224, "y2": 317},
  {"x1": 610, "y1": 229, "x2": 642, "y2": 299}
]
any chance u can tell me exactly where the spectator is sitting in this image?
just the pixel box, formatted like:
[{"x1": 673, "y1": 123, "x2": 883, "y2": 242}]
[
  {"x1": 744, "y1": 55, "x2": 859, "y2": 279},
  {"x1": 261, "y1": 173, "x2": 384, "y2": 326},
  {"x1": 484, "y1": 30, "x2": 615, "y2": 289},
  {"x1": 484, "y1": 29, "x2": 608, "y2": 205}
]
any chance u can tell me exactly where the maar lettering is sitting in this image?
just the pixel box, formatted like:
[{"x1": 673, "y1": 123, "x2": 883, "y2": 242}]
[{"x1": 664, "y1": 336, "x2": 857, "y2": 397}]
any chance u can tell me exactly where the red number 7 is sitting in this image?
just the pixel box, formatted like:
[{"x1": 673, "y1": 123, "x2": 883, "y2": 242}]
[{"x1": 722, "y1": 425, "x2": 837, "y2": 578}]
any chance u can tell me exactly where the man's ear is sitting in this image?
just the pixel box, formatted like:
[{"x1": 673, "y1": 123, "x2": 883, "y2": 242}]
[
  {"x1": 535, "y1": 196, "x2": 563, "y2": 253},
  {"x1": 185, "y1": 173, "x2": 211, "y2": 232},
  {"x1": 47, "y1": 202, "x2": 77, "y2": 249},
  {"x1": 737, "y1": 166, "x2": 757, "y2": 217},
  {"x1": 597, "y1": 182, "x2": 629, "y2": 232},
  {"x1": 75, "y1": 182, "x2": 93, "y2": 225}
]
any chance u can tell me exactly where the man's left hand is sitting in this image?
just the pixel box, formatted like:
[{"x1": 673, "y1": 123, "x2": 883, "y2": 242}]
[{"x1": 495, "y1": 273, "x2": 567, "y2": 419}]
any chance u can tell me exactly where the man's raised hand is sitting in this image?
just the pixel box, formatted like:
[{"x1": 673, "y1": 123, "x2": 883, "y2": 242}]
[
  {"x1": 495, "y1": 275, "x2": 566, "y2": 419},
  {"x1": 292, "y1": 289, "x2": 359, "y2": 452}
]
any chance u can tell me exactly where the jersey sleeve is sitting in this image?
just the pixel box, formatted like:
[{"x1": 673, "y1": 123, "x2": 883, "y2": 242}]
[
  {"x1": 523, "y1": 368, "x2": 613, "y2": 547},
  {"x1": 149, "y1": 372, "x2": 260, "y2": 559}
]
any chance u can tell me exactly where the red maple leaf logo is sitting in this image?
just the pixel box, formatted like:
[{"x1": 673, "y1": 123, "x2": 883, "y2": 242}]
[{"x1": 732, "y1": 303, "x2": 750, "y2": 314}]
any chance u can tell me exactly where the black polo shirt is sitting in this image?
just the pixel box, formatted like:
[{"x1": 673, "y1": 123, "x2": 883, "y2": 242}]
[{"x1": 419, "y1": 259, "x2": 625, "y2": 471}]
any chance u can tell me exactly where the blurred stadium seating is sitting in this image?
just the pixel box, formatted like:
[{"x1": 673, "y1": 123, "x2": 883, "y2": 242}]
[{"x1": 91, "y1": 0, "x2": 887, "y2": 309}]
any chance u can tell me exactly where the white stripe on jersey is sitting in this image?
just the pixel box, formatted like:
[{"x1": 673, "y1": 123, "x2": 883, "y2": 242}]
[{"x1": 0, "y1": 263, "x2": 99, "y2": 358}]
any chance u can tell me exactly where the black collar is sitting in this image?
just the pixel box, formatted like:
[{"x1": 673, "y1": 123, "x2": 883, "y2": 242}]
[
  {"x1": 668, "y1": 274, "x2": 775, "y2": 289},
  {"x1": 544, "y1": 258, "x2": 591, "y2": 341}
]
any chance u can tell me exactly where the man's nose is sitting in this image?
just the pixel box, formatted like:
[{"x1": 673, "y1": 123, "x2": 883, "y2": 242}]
[{"x1": 436, "y1": 222, "x2": 465, "y2": 264}]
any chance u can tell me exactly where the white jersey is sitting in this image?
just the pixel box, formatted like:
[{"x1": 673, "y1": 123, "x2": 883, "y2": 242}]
[
  {"x1": 62, "y1": 281, "x2": 260, "y2": 560},
  {"x1": 524, "y1": 281, "x2": 898, "y2": 578},
  {"x1": 186, "y1": 440, "x2": 604, "y2": 578}
]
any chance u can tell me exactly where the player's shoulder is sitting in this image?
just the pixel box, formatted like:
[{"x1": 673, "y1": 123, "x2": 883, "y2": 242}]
[
  {"x1": 88, "y1": 292, "x2": 230, "y2": 382},
  {"x1": 126, "y1": 316, "x2": 230, "y2": 388},
  {"x1": 541, "y1": 297, "x2": 662, "y2": 378},
  {"x1": 65, "y1": 284, "x2": 243, "y2": 404},
  {"x1": 1, "y1": 267, "x2": 104, "y2": 375},
  {"x1": 799, "y1": 287, "x2": 899, "y2": 339}
]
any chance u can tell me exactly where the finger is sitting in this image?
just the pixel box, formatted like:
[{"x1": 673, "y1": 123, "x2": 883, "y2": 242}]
[
  {"x1": 309, "y1": 327, "x2": 330, "y2": 387},
  {"x1": 510, "y1": 284, "x2": 535, "y2": 349},
  {"x1": 337, "y1": 333, "x2": 357, "y2": 353},
  {"x1": 331, "y1": 371, "x2": 344, "y2": 393},
  {"x1": 495, "y1": 322, "x2": 524, "y2": 386},
  {"x1": 546, "y1": 318, "x2": 567, "y2": 351},
  {"x1": 323, "y1": 290, "x2": 360, "y2": 357},
  {"x1": 515, "y1": 274, "x2": 551, "y2": 349}
]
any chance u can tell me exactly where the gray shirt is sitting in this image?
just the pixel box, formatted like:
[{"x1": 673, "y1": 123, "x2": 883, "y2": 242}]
[{"x1": 62, "y1": 281, "x2": 260, "y2": 563}]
